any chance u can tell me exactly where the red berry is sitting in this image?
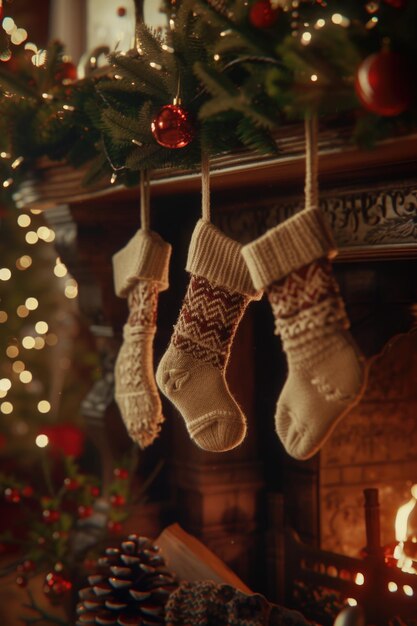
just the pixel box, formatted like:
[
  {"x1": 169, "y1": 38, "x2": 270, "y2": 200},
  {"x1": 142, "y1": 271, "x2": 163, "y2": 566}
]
[
  {"x1": 21, "y1": 486, "x2": 34, "y2": 498},
  {"x1": 117, "y1": 6, "x2": 127, "y2": 17},
  {"x1": 249, "y1": 1, "x2": 279, "y2": 28},
  {"x1": 16, "y1": 575, "x2": 27, "y2": 587},
  {"x1": 4, "y1": 488, "x2": 20, "y2": 503},
  {"x1": 63, "y1": 477, "x2": 79, "y2": 491},
  {"x1": 113, "y1": 468, "x2": 129, "y2": 480},
  {"x1": 77, "y1": 505, "x2": 93, "y2": 519},
  {"x1": 110, "y1": 494, "x2": 126, "y2": 507},
  {"x1": 42, "y1": 509, "x2": 60, "y2": 524},
  {"x1": 90, "y1": 486, "x2": 100, "y2": 497},
  {"x1": 107, "y1": 520, "x2": 122, "y2": 534},
  {"x1": 18, "y1": 560, "x2": 35, "y2": 573}
]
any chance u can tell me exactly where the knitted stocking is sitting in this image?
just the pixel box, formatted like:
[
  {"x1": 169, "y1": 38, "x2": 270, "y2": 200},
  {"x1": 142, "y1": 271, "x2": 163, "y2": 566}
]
[
  {"x1": 113, "y1": 229, "x2": 171, "y2": 448},
  {"x1": 156, "y1": 219, "x2": 261, "y2": 452},
  {"x1": 242, "y1": 207, "x2": 365, "y2": 460}
]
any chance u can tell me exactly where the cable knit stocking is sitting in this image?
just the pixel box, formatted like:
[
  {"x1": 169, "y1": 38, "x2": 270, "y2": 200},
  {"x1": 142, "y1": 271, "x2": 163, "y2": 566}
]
[
  {"x1": 242, "y1": 207, "x2": 366, "y2": 460},
  {"x1": 156, "y1": 219, "x2": 261, "y2": 453},
  {"x1": 113, "y1": 229, "x2": 171, "y2": 448}
]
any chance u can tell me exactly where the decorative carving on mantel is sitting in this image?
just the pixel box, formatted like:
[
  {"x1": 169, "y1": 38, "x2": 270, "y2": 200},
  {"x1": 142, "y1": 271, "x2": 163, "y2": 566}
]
[{"x1": 215, "y1": 180, "x2": 417, "y2": 259}]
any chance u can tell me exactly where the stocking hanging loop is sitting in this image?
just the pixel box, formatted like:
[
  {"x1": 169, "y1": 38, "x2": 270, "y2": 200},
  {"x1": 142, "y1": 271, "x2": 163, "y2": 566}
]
[
  {"x1": 304, "y1": 113, "x2": 319, "y2": 212},
  {"x1": 140, "y1": 169, "x2": 151, "y2": 231},
  {"x1": 201, "y1": 152, "x2": 211, "y2": 223}
]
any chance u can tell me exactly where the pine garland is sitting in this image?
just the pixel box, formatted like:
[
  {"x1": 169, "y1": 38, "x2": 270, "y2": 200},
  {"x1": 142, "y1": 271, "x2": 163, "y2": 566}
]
[{"x1": 0, "y1": 0, "x2": 415, "y2": 193}]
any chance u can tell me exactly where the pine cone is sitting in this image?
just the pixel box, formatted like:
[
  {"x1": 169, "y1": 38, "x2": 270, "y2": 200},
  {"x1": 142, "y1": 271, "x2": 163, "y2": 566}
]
[{"x1": 76, "y1": 534, "x2": 178, "y2": 626}]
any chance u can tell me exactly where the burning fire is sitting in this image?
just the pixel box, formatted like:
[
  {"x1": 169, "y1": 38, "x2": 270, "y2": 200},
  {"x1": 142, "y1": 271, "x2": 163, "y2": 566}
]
[{"x1": 393, "y1": 484, "x2": 417, "y2": 574}]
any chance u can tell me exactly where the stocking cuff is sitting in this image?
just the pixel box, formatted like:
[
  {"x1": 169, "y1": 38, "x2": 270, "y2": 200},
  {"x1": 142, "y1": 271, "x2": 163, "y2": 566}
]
[
  {"x1": 113, "y1": 229, "x2": 172, "y2": 297},
  {"x1": 186, "y1": 219, "x2": 262, "y2": 299},
  {"x1": 241, "y1": 207, "x2": 337, "y2": 290}
]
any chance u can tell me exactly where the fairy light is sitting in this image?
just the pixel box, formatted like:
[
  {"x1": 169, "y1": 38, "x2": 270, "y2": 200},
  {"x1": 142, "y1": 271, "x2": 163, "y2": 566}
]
[
  {"x1": 213, "y1": 54, "x2": 220, "y2": 61},
  {"x1": 16, "y1": 305, "x2": 29, "y2": 318},
  {"x1": 3, "y1": 178, "x2": 13, "y2": 188},
  {"x1": 388, "y1": 581, "x2": 398, "y2": 592},
  {"x1": 54, "y1": 262, "x2": 67, "y2": 277},
  {"x1": 110, "y1": 173, "x2": 117, "y2": 184},
  {"x1": 149, "y1": 62, "x2": 162, "y2": 70},
  {"x1": 17, "y1": 214, "x2": 31, "y2": 228},
  {"x1": 25, "y1": 297, "x2": 38, "y2": 310},
  {"x1": 34, "y1": 337, "x2": 45, "y2": 350},
  {"x1": 37, "y1": 226, "x2": 51, "y2": 241},
  {"x1": 355, "y1": 573, "x2": 365, "y2": 585},
  {"x1": 64, "y1": 279, "x2": 78, "y2": 299},
  {"x1": 346, "y1": 599, "x2": 358, "y2": 607},
  {"x1": 22, "y1": 336, "x2": 36, "y2": 349},
  {"x1": 6, "y1": 346, "x2": 19, "y2": 358},
  {"x1": 0, "y1": 268, "x2": 11, "y2": 280},
  {"x1": 301, "y1": 31, "x2": 312, "y2": 45},
  {"x1": 310, "y1": 74, "x2": 318, "y2": 82},
  {"x1": 403, "y1": 585, "x2": 414, "y2": 597},
  {"x1": 25, "y1": 231, "x2": 38, "y2": 244},
  {"x1": 62, "y1": 104, "x2": 75, "y2": 111},
  {"x1": 0, "y1": 379, "x2": 12, "y2": 392},
  {"x1": 1, "y1": 401, "x2": 13, "y2": 414},
  {"x1": 12, "y1": 360, "x2": 25, "y2": 373},
  {"x1": 16, "y1": 255, "x2": 32, "y2": 270},
  {"x1": 0, "y1": 311, "x2": 8, "y2": 323},
  {"x1": 11, "y1": 156, "x2": 24, "y2": 169},
  {"x1": 44, "y1": 229, "x2": 55, "y2": 243},
  {"x1": 0, "y1": 151, "x2": 10, "y2": 159},
  {"x1": 35, "y1": 321, "x2": 48, "y2": 334},
  {"x1": 315, "y1": 18, "x2": 325, "y2": 28},
  {"x1": 37, "y1": 400, "x2": 51, "y2": 414},
  {"x1": 19, "y1": 370, "x2": 32, "y2": 383},
  {"x1": 35, "y1": 434, "x2": 49, "y2": 448}
]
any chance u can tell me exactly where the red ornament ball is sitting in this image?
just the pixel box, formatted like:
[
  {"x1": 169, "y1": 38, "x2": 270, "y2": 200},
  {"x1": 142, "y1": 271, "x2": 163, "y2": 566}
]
[
  {"x1": 355, "y1": 50, "x2": 412, "y2": 116},
  {"x1": 110, "y1": 494, "x2": 126, "y2": 507},
  {"x1": 117, "y1": 6, "x2": 127, "y2": 16},
  {"x1": 90, "y1": 485, "x2": 100, "y2": 497},
  {"x1": 249, "y1": 1, "x2": 279, "y2": 28},
  {"x1": 55, "y1": 61, "x2": 77, "y2": 83},
  {"x1": 21, "y1": 485, "x2": 34, "y2": 498},
  {"x1": 151, "y1": 104, "x2": 195, "y2": 149}
]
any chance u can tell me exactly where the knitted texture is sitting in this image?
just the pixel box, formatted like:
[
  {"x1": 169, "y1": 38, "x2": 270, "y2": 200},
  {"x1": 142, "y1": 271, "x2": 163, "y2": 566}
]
[
  {"x1": 113, "y1": 230, "x2": 171, "y2": 449},
  {"x1": 156, "y1": 220, "x2": 260, "y2": 453},
  {"x1": 266, "y1": 257, "x2": 365, "y2": 460},
  {"x1": 165, "y1": 581, "x2": 310, "y2": 626},
  {"x1": 241, "y1": 207, "x2": 336, "y2": 291},
  {"x1": 113, "y1": 229, "x2": 171, "y2": 297}
]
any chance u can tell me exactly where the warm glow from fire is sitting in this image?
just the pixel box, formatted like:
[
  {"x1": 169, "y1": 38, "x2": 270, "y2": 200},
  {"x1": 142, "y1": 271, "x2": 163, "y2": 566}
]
[{"x1": 394, "y1": 484, "x2": 417, "y2": 574}]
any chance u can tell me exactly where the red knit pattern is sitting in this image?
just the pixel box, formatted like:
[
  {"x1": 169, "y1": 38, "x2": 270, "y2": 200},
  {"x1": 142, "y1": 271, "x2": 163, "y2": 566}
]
[
  {"x1": 172, "y1": 275, "x2": 248, "y2": 369},
  {"x1": 267, "y1": 257, "x2": 341, "y2": 320}
]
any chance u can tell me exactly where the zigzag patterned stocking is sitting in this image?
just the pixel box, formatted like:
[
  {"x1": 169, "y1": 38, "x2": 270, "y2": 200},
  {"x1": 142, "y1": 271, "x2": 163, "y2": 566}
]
[
  {"x1": 242, "y1": 207, "x2": 366, "y2": 460},
  {"x1": 156, "y1": 219, "x2": 261, "y2": 452}
]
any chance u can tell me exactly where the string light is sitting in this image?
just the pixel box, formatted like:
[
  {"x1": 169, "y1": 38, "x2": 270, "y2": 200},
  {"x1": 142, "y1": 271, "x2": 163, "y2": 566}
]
[
  {"x1": 0, "y1": 311, "x2": 8, "y2": 323},
  {"x1": 17, "y1": 214, "x2": 31, "y2": 227},
  {"x1": 34, "y1": 337, "x2": 45, "y2": 350},
  {"x1": 64, "y1": 279, "x2": 78, "y2": 299},
  {"x1": 301, "y1": 31, "x2": 312, "y2": 45},
  {"x1": 16, "y1": 305, "x2": 29, "y2": 318},
  {"x1": 25, "y1": 297, "x2": 38, "y2": 310},
  {"x1": 1, "y1": 401, "x2": 13, "y2": 414},
  {"x1": 3, "y1": 178, "x2": 13, "y2": 188},
  {"x1": 25, "y1": 231, "x2": 39, "y2": 244},
  {"x1": 0, "y1": 267, "x2": 11, "y2": 280},
  {"x1": 37, "y1": 400, "x2": 51, "y2": 413},
  {"x1": 19, "y1": 370, "x2": 32, "y2": 384},
  {"x1": 311, "y1": 74, "x2": 318, "y2": 82},
  {"x1": 22, "y1": 336, "x2": 36, "y2": 349},
  {"x1": 35, "y1": 434, "x2": 49, "y2": 448},
  {"x1": 11, "y1": 156, "x2": 24, "y2": 169},
  {"x1": 35, "y1": 321, "x2": 48, "y2": 334},
  {"x1": 16, "y1": 255, "x2": 32, "y2": 270},
  {"x1": 0, "y1": 379, "x2": 12, "y2": 392},
  {"x1": 37, "y1": 226, "x2": 52, "y2": 241},
  {"x1": 45, "y1": 333, "x2": 58, "y2": 346},
  {"x1": 54, "y1": 261, "x2": 67, "y2": 277},
  {"x1": 6, "y1": 346, "x2": 19, "y2": 358},
  {"x1": 12, "y1": 360, "x2": 25, "y2": 373}
]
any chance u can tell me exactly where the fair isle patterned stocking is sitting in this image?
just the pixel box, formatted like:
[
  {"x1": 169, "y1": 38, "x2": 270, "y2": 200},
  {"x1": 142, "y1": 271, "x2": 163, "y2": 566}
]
[
  {"x1": 242, "y1": 207, "x2": 366, "y2": 460},
  {"x1": 156, "y1": 219, "x2": 261, "y2": 452},
  {"x1": 113, "y1": 229, "x2": 171, "y2": 448}
]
